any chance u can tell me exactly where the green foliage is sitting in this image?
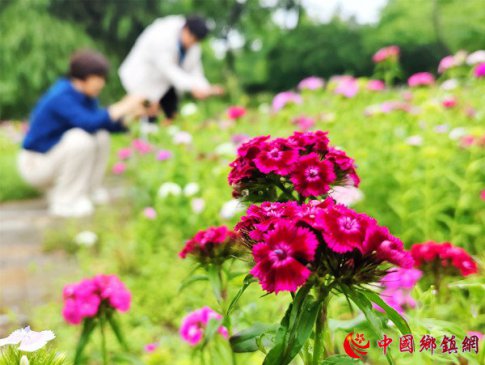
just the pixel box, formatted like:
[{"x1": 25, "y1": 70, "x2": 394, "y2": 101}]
[
  {"x1": 266, "y1": 20, "x2": 373, "y2": 91},
  {"x1": 0, "y1": 1, "x2": 95, "y2": 118},
  {"x1": 0, "y1": 346, "x2": 68, "y2": 365}
]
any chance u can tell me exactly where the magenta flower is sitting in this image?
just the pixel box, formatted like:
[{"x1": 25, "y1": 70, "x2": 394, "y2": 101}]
[
  {"x1": 367, "y1": 80, "x2": 385, "y2": 91},
  {"x1": 372, "y1": 45, "x2": 399, "y2": 63},
  {"x1": 290, "y1": 153, "x2": 336, "y2": 197},
  {"x1": 62, "y1": 275, "x2": 131, "y2": 325},
  {"x1": 112, "y1": 162, "x2": 126, "y2": 175},
  {"x1": 378, "y1": 288, "x2": 417, "y2": 315},
  {"x1": 254, "y1": 139, "x2": 299, "y2": 175},
  {"x1": 180, "y1": 307, "x2": 228, "y2": 346},
  {"x1": 411, "y1": 241, "x2": 478, "y2": 276},
  {"x1": 474, "y1": 62, "x2": 485, "y2": 78},
  {"x1": 143, "y1": 207, "x2": 157, "y2": 219},
  {"x1": 298, "y1": 76, "x2": 325, "y2": 90},
  {"x1": 317, "y1": 204, "x2": 370, "y2": 253},
  {"x1": 227, "y1": 106, "x2": 247, "y2": 120},
  {"x1": 179, "y1": 226, "x2": 239, "y2": 262},
  {"x1": 156, "y1": 150, "x2": 172, "y2": 161},
  {"x1": 144, "y1": 343, "x2": 158, "y2": 353},
  {"x1": 480, "y1": 190, "x2": 485, "y2": 201},
  {"x1": 408, "y1": 72, "x2": 435, "y2": 87},
  {"x1": 117, "y1": 148, "x2": 133, "y2": 160},
  {"x1": 442, "y1": 96, "x2": 457, "y2": 108},
  {"x1": 381, "y1": 268, "x2": 422, "y2": 290},
  {"x1": 272, "y1": 91, "x2": 302, "y2": 112},
  {"x1": 250, "y1": 221, "x2": 318, "y2": 293},
  {"x1": 132, "y1": 139, "x2": 152, "y2": 154}
]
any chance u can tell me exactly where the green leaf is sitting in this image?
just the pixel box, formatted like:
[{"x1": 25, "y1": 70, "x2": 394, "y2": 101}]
[
  {"x1": 321, "y1": 354, "x2": 364, "y2": 364},
  {"x1": 73, "y1": 317, "x2": 97, "y2": 365},
  {"x1": 207, "y1": 264, "x2": 223, "y2": 303},
  {"x1": 226, "y1": 274, "x2": 256, "y2": 319},
  {"x1": 178, "y1": 274, "x2": 209, "y2": 293},
  {"x1": 107, "y1": 312, "x2": 129, "y2": 351},
  {"x1": 359, "y1": 288, "x2": 412, "y2": 336},
  {"x1": 230, "y1": 323, "x2": 278, "y2": 353},
  {"x1": 341, "y1": 285, "x2": 395, "y2": 365},
  {"x1": 263, "y1": 285, "x2": 321, "y2": 365}
]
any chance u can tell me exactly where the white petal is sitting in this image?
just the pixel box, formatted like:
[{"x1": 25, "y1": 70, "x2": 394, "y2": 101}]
[
  {"x1": 0, "y1": 328, "x2": 26, "y2": 347},
  {"x1": 18, "y1": 330, "x2": 55, "y2": 352}
]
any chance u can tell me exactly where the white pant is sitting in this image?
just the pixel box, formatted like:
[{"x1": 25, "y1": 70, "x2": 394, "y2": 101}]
[{"x1": 18, "y1": 128, "x2": 110, "y2": 206}]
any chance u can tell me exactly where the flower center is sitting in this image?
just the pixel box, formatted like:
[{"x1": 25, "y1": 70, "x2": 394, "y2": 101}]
[
  {"x1": 305, "y1": 167, "x2": 320, "y2": 181},
  {"x1": 273, "y1": 248, "x2": 287, "y2": 260},
  {"x1": 268, "y1": 148, "x2": 282, "y2": 160},
  {"x1": 338, "y1": 216, "x2": 359, "y2": 233}
]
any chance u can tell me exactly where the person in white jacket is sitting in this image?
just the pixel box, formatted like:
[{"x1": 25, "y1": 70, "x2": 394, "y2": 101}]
[{"x1": 119, "y1": 15, "x2": 223, "y2": 122}]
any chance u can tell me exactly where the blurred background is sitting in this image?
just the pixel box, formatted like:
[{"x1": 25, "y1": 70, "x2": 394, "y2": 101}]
[{"x1": 1, "y1": 0, "x2": 485, "y2": 119}]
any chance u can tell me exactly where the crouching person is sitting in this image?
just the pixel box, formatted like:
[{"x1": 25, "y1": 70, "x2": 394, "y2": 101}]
[{"x1": 18, "y1": 50, "x2": 143, "y2": 217}]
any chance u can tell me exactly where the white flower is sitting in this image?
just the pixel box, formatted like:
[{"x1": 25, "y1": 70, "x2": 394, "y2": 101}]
[
  {"x1": 20, "y1": 356, "x2": 29, "y2": 365},
  {"x1": 166, "y1": 125, "x2": 181, "y2": 136},
  {"x1": 258, "y1": 103, "x2": 270, "y2": 114},
  {"x1": 215, "y1": 142, "x2": 236, "y2": 156},
  {"x1": 466, "y1": 50, "x2": 485, "y2": 65},
  {"x1": 329, "y1": 186, "x2": 364, "y2": 207},
  {"x1": 191, "y1": 198, "x2": 205, "y2": 214},
  {"x1": 449, "y1": 127, "x2": 467, "y2": 140},
  {"x1": 74, "y1": 231, "x2": 97, "y2": 247},
  {"x1": 405, "y1": 135, "x2": 423, "y2": 146},
  {"x1": 140, "y1": 120, "x2": 160, "y2": 135},
  {"x1": 180, "y1": 102, "x2": 198, "y2": 116},
  {"x1": 434, "y1": 124, "x2": 450, "y2": 134},
  {"x1": 158, "y1": 182, "x2": 182, "y2": 198},
  {"x1": 0, "y1": 326, "x2": 55, "y2": 352},
  {"x1": 173, "y1": 131, "x2": 193, "y2": 145},
  {"x1": 440, "y1": 79, "x2": 459, "y2": 91},
  {"x1": 220, "y1": 199, "x2": 245, "y2": 219},
  {"x1": 184, "y1": 182, "x2": 200, "y2": 197}
]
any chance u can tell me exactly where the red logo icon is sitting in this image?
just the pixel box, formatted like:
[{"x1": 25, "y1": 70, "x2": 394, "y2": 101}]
[{"x1": 344, "y1": 332, "x2": 370, "y2": 359}]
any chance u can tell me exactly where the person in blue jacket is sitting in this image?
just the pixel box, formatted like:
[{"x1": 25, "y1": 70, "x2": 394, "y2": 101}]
[{"x1": 18, "y1": 50, "x2": 143, "y2": 217}]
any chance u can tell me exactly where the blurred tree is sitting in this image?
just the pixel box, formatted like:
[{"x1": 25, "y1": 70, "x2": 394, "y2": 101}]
[
  {"x1": 0, "y1": 0, "x2": 98, "y2": 118},
  {"x1": 265, "y1": 19, "x2": 373, "y2": 91}
]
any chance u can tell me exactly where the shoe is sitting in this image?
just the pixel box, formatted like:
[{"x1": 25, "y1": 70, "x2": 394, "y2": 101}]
[
  {"x1": 49, "y1": 197, "x2": 94, "y2": 218},
  {"x1": 91, "y1": 188, "x2": 110, "y2": 205}
]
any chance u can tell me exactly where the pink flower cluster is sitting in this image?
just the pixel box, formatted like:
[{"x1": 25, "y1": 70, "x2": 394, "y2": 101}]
[
  {"x1": 475, "y1": 63, "x2": 485, "y2": 78},
  {"x1": 438, "y1": 55, "x2": 456, "y2": 74},
  {"x1": 227, "y1": 106, "x2": 247, "y2": 120},
  {"x1": 292, "y1": 116, "x2": 316, "y2": 132},
  {"x1": 180, "y1": 307, "x2": 228, "y2": 346},
  {"x1": 235, "y1": 199, "x2": 413, "y2": 293},
  {"x1": 411, "y1": 241, "x2": 478, "y2": 276},
  {"x1": 333, "y1": 76, "x2": 359, "y2": 98},
  {"x1": 228, "y1": 131, "x2": 359, "y2": 200},
  {"x1": 367, "y1": 80, "x2": 386, "y2": 91},
  {"x1": 408, "y1": 72, "x2": 435, "y2": 87},
  {"x1": 62, "y1": 275, "x2": 131, "y2": 325},
  {"x1": 298, "y1": 76, "x2": 325, "y2": 91},
  {"x1": 373, "y1": 46, "x2": 400, "y2": 63},
  {"x1": 272, "y1": 91, "x2": 303, "y2": 112},
  {"x1": 377, "y1": 268, "x2": 422, "y2": 315},
  {"x1": 179, "y1": 226, "x2": 239, "y2": 262}
]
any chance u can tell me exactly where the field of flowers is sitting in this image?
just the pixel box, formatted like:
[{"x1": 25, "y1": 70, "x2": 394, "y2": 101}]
[{"x1": 2, "y1": 51, "x2": 485, "y2": 365}]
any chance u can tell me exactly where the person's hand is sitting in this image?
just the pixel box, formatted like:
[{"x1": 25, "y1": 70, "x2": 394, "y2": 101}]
[
  {"x1": 210, "y1": 85, "x2": 225, "y2": 96},
  {"x1": 145, "y1": 102, "x2": 160, "y2": 117},
  {"x1": 191, "y1": 87, "x2": 211, "y2": 100},
  {"x1": 109, "y1": 95, "x2": 145, "y2": 120}
]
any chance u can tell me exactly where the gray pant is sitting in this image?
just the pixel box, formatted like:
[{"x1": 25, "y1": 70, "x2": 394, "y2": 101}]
[{"x1": 18, "y1": 128, "x2": 110, "y2": 206}]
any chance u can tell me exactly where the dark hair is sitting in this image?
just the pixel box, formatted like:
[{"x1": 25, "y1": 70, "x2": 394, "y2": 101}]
[
  {"x1": 68, "y1": 50, "x2": 110, "y2": 80},
  {"x1": 184, "y1": 15, "x2": 209, "y2": 40}
]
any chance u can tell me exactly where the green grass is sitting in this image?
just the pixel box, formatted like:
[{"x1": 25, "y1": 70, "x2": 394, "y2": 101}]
[{"x1": 0, "y1": 130, "x2": 40, "y2": 202}]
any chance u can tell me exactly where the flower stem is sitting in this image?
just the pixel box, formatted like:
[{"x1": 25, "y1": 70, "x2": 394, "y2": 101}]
[
  {"x1": 312, "y1": 292, "x2": 330, "y2": 365},
  {"x1": 99, "y1": 311, "x2": 108, "y2": 365}
]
